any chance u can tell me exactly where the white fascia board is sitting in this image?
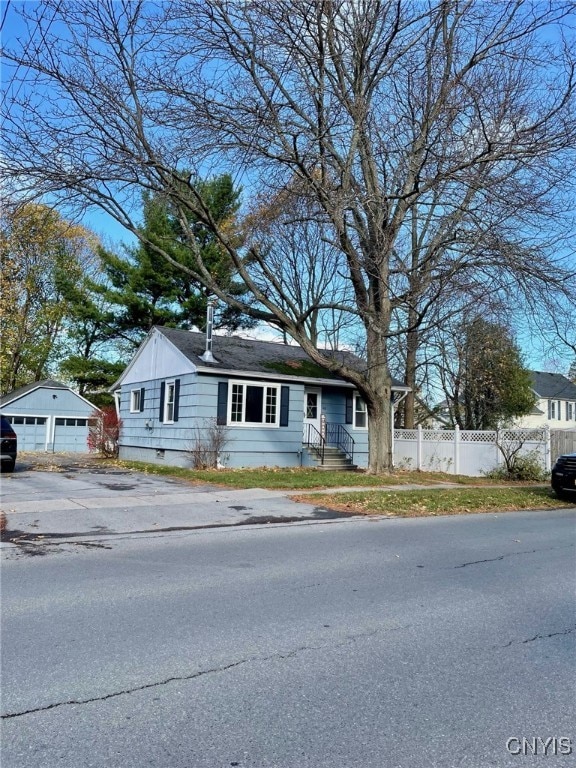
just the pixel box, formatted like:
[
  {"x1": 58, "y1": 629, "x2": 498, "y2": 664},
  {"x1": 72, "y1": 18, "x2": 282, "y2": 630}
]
[
  {"x1": 0, "y1": 384, "x2": 51, "y2": 408},
  {"x1": 114, "y1": 328, "x2": 197, "y2": 388},
  {"x1": 196, "y1": 367, "x2": 353, "y2": 387},
  {"x1": 1, "y1": 385, "x2": 99, "y2": 412},
  {"x1": 63, "y1": 389, "x2": 101, "y2": 411},
  {"x1": 197, "y1": 366, "x2": 411, "y2": 391},
  {"x1": 0, "y1": 393, "x2": 28, "y2": 408}
]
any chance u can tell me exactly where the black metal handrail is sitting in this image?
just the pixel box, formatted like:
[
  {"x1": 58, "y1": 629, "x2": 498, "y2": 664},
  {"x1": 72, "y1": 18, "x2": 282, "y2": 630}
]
[
  {"x1": 326, "y1": 423, "x2": 355, "y2": 464},
  {"x1": 303, "y1": 422, "x2": 355, "y2": 465},
  {"x1": 303, "y1": 423, "x2": 325, "y2": 463}
]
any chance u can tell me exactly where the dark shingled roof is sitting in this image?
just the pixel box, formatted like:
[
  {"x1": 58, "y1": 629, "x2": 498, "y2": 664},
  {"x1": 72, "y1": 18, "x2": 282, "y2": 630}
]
[
  {"x1": 158, "y1": 327, "x2": 408, "y2": 388},
  {"x1": 530, "y1": 371, "x2": 576, "y2": 400},
  {"x1": 0, "y1": 379, "x2": 70, "y2": 406}
]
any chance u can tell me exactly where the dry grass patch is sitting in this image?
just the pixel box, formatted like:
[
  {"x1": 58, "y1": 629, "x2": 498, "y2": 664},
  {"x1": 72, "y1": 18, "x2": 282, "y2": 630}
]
[{"x1": 293, "y1": 487, "x2": 573, "y2": 517}]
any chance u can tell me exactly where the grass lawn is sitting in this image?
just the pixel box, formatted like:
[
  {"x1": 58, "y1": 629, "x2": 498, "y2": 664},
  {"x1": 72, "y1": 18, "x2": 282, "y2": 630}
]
[
  {"x1": 293, "y1": 486, "x2": 574, "y2": 517},
  {"x1": 103, "y1": 460, "x2": 575, "y2": 516},
  {"x1": 115, "y1": 461, "x2": 519, "y2": 490}
]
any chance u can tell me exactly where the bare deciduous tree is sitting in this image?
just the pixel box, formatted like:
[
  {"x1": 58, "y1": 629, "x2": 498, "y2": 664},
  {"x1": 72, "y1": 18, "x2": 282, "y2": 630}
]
[
  {"x1": 3, "y1": 0, "x2": 575, "y2": 470},
  {"x1": 243, "y1": 189, "x2": 358, "y2": 349}
]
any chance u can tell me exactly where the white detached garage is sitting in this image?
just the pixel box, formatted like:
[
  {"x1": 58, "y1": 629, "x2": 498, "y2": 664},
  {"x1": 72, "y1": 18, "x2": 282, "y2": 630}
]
[{"x1": 0, "y1": 380, "x2": 99, "y2": 453}]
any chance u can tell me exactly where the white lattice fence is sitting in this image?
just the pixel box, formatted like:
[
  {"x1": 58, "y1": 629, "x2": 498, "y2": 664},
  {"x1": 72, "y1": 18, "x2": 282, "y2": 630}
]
[{"x1": 393, "y1": 426, "x2": 550, "y2": 476}]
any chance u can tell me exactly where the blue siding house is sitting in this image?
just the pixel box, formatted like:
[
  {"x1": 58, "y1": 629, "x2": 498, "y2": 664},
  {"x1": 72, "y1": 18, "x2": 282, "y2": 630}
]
[
  {"x1": 0, "y1": 380, "x2": 99, "y2": 452},
  {"x1": 113, "y1": 327, "x2": 409, "y2": 470}
]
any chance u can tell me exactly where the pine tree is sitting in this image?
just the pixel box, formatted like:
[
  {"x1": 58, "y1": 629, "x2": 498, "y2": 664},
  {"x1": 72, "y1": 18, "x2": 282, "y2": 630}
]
[
  {"x1": 451, "y1": 317, "x2": 536, "y2": 430},
  {"x1": 95, "y1": 175, "x2": 252, "y2": 345}
]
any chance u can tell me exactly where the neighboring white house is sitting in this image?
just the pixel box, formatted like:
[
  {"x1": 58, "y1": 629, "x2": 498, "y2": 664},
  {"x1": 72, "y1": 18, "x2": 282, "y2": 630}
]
[
  {"x1": 515, "y1": 371, "x2": 576, "y2": 429},
  {"x1": 433, "y1": 370, "x2": 576, "y2": 430}
]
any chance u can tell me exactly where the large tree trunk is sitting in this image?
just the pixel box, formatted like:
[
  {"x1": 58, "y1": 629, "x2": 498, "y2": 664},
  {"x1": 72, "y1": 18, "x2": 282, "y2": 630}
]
[
  {"x1": 404, "y1": 323, "x2": 419, "y2": 429},
  {"x1": 365, "y1": 330, "x2": 393, "y2": 473},
  {"x1": 367, "y1": 396, "x2": 393, "y2": 474}
]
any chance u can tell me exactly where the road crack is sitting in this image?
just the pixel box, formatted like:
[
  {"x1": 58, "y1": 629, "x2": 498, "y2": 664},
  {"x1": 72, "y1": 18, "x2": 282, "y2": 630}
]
[
  {"x1": 454, "y1": 543, "x2": 574, "y2": 569},
  {"x1": 1, "y1": 624, "x2": 407, "y2": 720},
  {"x1": 496, "y1": 624, "x2": 576, "y2": 649},
  {"x1": 1, "y1": 657, "x2": 258, "y2": 720}
]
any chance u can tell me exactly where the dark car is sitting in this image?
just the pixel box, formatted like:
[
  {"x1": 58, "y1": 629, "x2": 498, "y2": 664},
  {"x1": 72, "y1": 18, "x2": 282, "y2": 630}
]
[
  {"x1": 551, "y1": 452, "x2": 576, "y2": 500},
  {"x1": 0, "y1": 416, "x2": 17, "y2": 472}
]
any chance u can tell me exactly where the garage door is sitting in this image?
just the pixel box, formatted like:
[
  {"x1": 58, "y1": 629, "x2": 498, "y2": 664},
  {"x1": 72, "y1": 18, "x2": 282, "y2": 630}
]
[
  {"x1": 5, "y1": 416, "x2": 48, "y2": 450},
  {"x1": 53, "y1": 417, "x2": 92, "y2": 452}
]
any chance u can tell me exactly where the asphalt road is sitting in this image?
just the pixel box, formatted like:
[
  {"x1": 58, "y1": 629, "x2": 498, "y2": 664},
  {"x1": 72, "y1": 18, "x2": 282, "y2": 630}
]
[{"x1": 2, "y1": 507, "x2": 575, "y2": 768}]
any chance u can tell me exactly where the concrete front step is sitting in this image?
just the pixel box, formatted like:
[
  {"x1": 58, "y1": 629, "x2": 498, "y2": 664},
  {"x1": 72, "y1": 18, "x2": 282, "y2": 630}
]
[
  {"x1": 304, "y1": 446, "x2": 357, "y2": 471},
  {"x1": 315, "y1": 463, "x2": 358, "y2": 472}
]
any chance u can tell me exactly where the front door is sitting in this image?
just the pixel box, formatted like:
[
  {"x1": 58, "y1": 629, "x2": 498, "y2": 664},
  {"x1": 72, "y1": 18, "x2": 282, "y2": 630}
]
[{"x1": 303, "y1": 388, "x2": 322, "y2": 442}]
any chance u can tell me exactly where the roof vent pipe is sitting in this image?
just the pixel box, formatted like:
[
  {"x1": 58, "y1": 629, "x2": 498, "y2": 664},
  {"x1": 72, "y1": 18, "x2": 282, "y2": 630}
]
[{"x1": 200, "y1": 299, "x2": 218, "y2": 363}]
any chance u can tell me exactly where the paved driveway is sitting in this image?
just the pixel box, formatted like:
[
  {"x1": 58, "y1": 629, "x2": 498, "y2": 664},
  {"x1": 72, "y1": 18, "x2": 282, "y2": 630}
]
[{"x1": 0, "y1": 454, "x2": 351, "y2": 553}]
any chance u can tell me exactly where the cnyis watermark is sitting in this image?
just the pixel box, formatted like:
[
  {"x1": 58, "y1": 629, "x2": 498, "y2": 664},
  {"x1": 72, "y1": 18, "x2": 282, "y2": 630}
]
[{"x1": 506, "y1": 737, "x2": 573, "y2": 756}]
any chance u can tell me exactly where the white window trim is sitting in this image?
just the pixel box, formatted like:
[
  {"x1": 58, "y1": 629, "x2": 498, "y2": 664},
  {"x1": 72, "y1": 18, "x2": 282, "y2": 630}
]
[
  {"x1": 130, "y1": 389, "x2": 141, "y2": 413},
  {"x1": 228, "y1": 380, "x2": 281, "y2": 427},
  {"x1": 353, "y1": 393, "x2": 368, "y2": 430},
  {"x1": 164, "y1": 380, "x2": 176, "y2": 424}
]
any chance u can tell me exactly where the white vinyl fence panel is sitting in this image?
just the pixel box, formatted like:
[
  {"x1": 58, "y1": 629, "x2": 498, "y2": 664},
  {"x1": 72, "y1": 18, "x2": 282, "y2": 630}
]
[{"x1": 393, "y1": 426, "x2": 550, "y2": 477}]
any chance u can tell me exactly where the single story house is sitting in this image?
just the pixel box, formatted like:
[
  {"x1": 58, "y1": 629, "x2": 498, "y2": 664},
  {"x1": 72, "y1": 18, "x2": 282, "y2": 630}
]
[
  {"x1": 515, "y1": 371, "x2": 576, "y2": 429},
  {"x1": 113, "y1": 327, "x2": 409, "y2": 469},
  {"x1": 0, "y1": 379, "x2": 99, "y2": 452}
]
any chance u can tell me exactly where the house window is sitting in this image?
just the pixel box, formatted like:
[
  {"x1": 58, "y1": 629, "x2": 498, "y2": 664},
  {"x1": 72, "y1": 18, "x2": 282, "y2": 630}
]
[
  {"x1": 54, "y1": 418, "x2": 89, "y2": 427},
  {"x1": 229, "y1": 382, "x2": 280, "y2": 426},
  {"x1": 265, "y1": 387, "x2": 278, "y2": 424},
  {"x1": 130, "y1": 389, "x2": 142, "y2": 413},
  {"x1": 567, "y1": 402, "x2": 574, "y2": 421},
  {"x1": 306, "y1": 392, "x2": 318, "y2": 419},
  {"x1": 354, "y1": 395, "x2": 368, "y2": 429},
  {"x1": 550, "y1": 400, "x2": 556, "y2": 419},
  {"x1": 164, "y1": 381, "x2": 176, "y2": 423}
]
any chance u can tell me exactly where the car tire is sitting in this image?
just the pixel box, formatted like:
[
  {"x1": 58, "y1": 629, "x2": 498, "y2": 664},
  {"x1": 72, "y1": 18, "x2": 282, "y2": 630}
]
[
  {"x1": 2, "y1": 460, "x2": 15, "y2": 473},
  {"x1": 553, "y1": 488, "x2": 570, "y2": 501}
]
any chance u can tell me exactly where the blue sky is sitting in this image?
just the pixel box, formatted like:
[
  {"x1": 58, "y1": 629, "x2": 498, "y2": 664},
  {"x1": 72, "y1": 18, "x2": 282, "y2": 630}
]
[{"x1": 2, "y1": 0, "x2": 573, "y2": 375}]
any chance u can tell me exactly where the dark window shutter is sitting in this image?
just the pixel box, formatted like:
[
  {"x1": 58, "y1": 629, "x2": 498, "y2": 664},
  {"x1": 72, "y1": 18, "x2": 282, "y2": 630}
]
[
  {"x1": 280, "y1": 386, "x2": 290, "y2": 427},
  {"x1": 139, "y1": 387, "x2": 145, "y2": 412},
  {"x1": 217, "y1": 382, "x2": 228, "y2": 425},
  {"x1": 345, "y1": 393, "x2": 353, "y2": 424},
  {"x1": 173, "y1": 379, "x2": 180, "y2": 422},
  {"x1": 547, "y1": 399, "x2": 551, "y2": 420},
  {"x1": 159, "y1": 381, "x2": 166, "y2": 422}
]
